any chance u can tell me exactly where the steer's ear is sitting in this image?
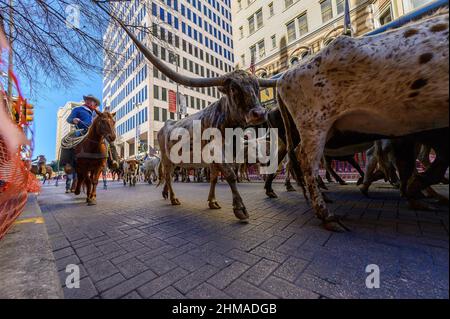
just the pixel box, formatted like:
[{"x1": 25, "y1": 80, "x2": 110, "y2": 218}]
[
  {"x1": 94, "y1": 109, "x2": 102, "y2": 116},
  {"x1": 218, "y1": 78, "x2": 232, "y2": 94}
]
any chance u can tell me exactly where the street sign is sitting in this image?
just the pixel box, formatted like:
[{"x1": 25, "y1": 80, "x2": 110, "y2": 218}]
[{"x1": 169, "y1": 90, "x2": 177, "y2": 113}]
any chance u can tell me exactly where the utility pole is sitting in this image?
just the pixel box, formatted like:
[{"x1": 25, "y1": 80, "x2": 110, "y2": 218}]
[{"x1": 7, "y1": 0, "x2": 14, "y2": 115}]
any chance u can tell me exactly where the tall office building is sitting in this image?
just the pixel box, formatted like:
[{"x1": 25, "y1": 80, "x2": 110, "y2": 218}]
[
  {"x1": 55, "y1": 101, "x2": 82, "y2": 160},
  {"x1": 232, "y1": 0, "x2": 434, "y2": 106},
  {"x1": 103, "y1": 0, "x2": 234, "y2": 158}
]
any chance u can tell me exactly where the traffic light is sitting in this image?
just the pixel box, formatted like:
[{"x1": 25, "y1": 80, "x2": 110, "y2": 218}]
[{"x1": 25, "y1": 101, "x2": 34, "y2": 122}]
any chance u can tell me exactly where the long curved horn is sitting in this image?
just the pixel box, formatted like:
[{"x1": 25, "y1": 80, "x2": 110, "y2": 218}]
[
  {"x1": 97, "y1": 3, "x2": 225, "y2": 87},
  {"x1": 258, "y1": 79, "x2": 278, "y2": 87}
]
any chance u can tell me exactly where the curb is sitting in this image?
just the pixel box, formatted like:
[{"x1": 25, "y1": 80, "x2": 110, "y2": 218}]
[{"x1": 0, "y1": 194, "x2": 64, "y2": 299}]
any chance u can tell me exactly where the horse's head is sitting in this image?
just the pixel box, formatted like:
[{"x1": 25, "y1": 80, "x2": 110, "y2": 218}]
[{"x1": 93, "y1": 109, "x2": 117, "y2": 143}]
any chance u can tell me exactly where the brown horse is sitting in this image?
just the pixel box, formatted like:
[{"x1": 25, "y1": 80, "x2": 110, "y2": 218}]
[
  {"x1": 30, "y1": 164, "x2": 53, "y2": 184},
  {"x1": 74, "y1": 110, "x2": 116, "y2": 205}
]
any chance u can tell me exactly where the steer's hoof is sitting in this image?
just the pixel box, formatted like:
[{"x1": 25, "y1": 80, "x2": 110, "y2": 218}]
[
  {"x1": 322, "y1": 216, "x2": 350, "y2": 232},
  {"x1": 87, "y1": 199, "x2": 97, "y2": 206},
  {"x1": 233, "y1": 207, "x2": 249, "y2": 221},
  {"x1": 286, "y1": 185, "x2": 296, "y2": 192},
  {"x1": 356, "y1": 177, "x2": 364, "y2": 186},
  {"x1": 209, "y1": 201, "x2": 221, "y2": 209},
  {"x1": 359, "y1": 186, "x2": 370, "y2": 198},
  {"x1": 162, "y1": 191, "x2": 168, "y2": 200},
  {"x1": 266, "y1": 191, "x2": 278, "y2": 199},
  {"x1": 171, "y1": 198, "x2": 181, "y2": 206}
]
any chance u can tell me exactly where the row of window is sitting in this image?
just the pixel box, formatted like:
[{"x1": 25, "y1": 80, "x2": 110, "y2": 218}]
[
  {"x1": 111, "y1": 64, "x2": 148, "y2": 110},
  {"x1": 116, "y1": 85, "x2": 149, "y2": 121},
  {"x1": 241, "y1": 0, "x2": 345, "y2": 66},
  {"x1": 154, "y1": 84, "x2": 213, "y2": 110},
  {"x1": 151, "y1": 23, "x2": 233, "y2": 73},
  {"x1": 116, "y1": 107, "x2": 149, "y2": 136}
]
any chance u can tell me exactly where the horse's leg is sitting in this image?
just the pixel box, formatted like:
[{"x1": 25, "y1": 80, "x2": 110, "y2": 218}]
[
  {"x1": 85, "y1": 172, "x2": 93, "y2": 204},
  {"x1": 74, "y1": 170, "x2": 84, "y2": 195},
  {"x1": 208, "y1": 165, "x2": 221, "y2": 209},
  {"x1": 88, "y1": 169, "x2": 102, "y2": 206}
]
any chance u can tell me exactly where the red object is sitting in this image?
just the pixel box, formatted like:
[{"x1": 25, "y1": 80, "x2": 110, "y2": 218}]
[{"x1": 169, "y1": 90, "x2": 177, "y2": 113}]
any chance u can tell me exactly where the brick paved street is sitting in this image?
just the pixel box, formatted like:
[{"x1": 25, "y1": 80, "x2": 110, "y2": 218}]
[{"x1": 38, "y1": 180, "x2": 449, "y2": 299}]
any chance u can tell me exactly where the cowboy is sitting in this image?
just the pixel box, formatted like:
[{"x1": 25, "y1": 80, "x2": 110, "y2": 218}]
[{"x1": 67, "y1": 94, "x2": 100, "y2": 134}]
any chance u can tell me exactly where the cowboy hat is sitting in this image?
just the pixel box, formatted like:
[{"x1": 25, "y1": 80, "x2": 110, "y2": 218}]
[{"x1": 83, "y1": 94, "x2": 101, "y2": 106}]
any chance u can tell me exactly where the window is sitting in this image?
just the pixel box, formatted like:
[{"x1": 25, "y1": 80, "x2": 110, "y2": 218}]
[
  {"x1": 402, "y1": 0, "x2": 433, "y2": 13},
  {"x1": 286, "y1": 20, "x2": 296, "y2": 43},
  {"x1": 161, "y1": 88, "x2": 167, "y2": 101},
  {"x1": 154, "y1": 85, "x2": 159, "y2": 99},
  {"x1": 255, "y1": 9, "x2": 263, "y2": 29},
  {"x1": 250, "y1": 45, "x2": 257, "y2": 60},
  {"x1": 237, "y1": 0, "x2": 242, "y2": 10},
  {"x1": 337, "y1": 0, "x2": 345, "y2": 15},
  {"x1": 379, "y1": 6, "x2": 393, "y2": 25},
  {"x1": 248, "y1": 15, "x2": 255, "y2": 34},
  {"x1": 154, "y1": 107, "x2": 160, "y2": 121},
  {"x1": 285, "y1": 0, "x2": 294, "y2": 8},
  {"x1": 321, "y1": 0, "x2": 333, "y2": 23},
  {"x1": 257, "y1": 40, "x2": 265, "y2": 58},
  {"x1": 268, "y1": 2, "x2": 274, "y2": 17},
  {"x1": 271, "y1": 34, "x2": 276, "y2": 48},
  {"x1": 241, "y1": 54, "x2": 246, "y2": 66},
  {"x1": 298, "y1": 13, "x2": 308, "y2": 37},
  {"x1": 239, "y1": 26, "x2": 244, "y2": 39},
  {"x1": 162, "y1": 108, "x2": 167, "y2": 122}
]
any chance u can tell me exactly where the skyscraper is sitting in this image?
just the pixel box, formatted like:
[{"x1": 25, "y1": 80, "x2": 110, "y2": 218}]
[{"x1": 103, "y1": 0, "x2": 234, "y2": 158}]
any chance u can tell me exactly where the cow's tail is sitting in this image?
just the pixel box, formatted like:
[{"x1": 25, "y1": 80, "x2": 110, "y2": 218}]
[
  {"x1": 156, "y1": 161, "x2": 164, "y2": 187},
  {"x1": 277, "y1": 93, "x2": 309, "y2": 201}
]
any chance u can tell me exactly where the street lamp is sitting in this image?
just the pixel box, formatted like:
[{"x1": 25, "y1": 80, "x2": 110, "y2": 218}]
[
  {"x1": 134, "y1": 102, "x2": 142, "y2": 157},
  {"x1": 169, "y1": 53, "x2": 181, "y2": 120}
]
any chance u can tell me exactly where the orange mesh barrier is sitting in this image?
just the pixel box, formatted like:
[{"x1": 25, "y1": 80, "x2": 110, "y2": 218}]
[{"x1": 0, "y1": 133, "x2": 40, "y2": 240}]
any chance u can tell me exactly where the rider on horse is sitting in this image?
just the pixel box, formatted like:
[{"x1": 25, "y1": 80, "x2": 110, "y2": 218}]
[
  {"x1": 61, "y1": 95, "x2": 118, "y2": 192},
  {"x1": 67, "y1": 95, "x2": 100, "y2": 135},
  {"x1": 32, "y1": 155, "x2": 47, "y2": 174}
]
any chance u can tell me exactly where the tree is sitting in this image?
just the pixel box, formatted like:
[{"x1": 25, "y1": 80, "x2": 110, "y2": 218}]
[{"x1": 0, "y1": 0, "x2": 158, "y2": 94}]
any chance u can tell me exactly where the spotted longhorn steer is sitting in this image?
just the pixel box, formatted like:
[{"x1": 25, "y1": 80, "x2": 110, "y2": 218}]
[
  {"x1": 123, "y1": 159, "x2": 139, "y2": 187},
  {"x1": 277, "y1": 11, "x2": 449, "y2": 230}
]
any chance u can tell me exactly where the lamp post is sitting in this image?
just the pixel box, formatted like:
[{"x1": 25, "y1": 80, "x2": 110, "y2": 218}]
[
  {"x1": 135, "y1": 102, "x2": 142, "y2": 157},
  {"x1": 169, "y1": 53, "x2": 181, "y2": 120}
]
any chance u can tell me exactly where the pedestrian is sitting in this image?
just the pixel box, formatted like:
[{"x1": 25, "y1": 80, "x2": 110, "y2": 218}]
[{"x1": 102, "y1": 166, "x2": 108, "y2": 190}]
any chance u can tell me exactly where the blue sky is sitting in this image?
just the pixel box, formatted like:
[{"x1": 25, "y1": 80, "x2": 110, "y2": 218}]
[{"x1": 29, "y1": 70, "x2": 102, "y2": 160}]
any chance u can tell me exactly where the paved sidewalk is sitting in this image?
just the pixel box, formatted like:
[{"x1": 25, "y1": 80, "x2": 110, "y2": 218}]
[
  {"x1": 0, "y1": 195, "x2": 63, "y2": 299},
  {"x1": 38, "y1": 180, "x2": 449, "y2": 299}
]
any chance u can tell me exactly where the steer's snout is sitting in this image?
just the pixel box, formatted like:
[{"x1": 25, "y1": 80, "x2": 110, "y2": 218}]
[{"x1": 246, "y1": 107, "x2": 267, "y2": 125}]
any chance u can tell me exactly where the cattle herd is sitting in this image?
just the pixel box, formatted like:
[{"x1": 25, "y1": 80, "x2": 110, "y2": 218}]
[{"x1": 105, "y1": 7, "x2": 449, "y2": 232}]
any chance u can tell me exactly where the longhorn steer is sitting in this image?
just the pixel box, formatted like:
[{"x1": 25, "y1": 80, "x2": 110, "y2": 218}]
[
  {"x1": 111, "y1": 14, "x2": 275, "y2": 221},
  {"x1": 123, "y1": 160, "x2": 140, "y2": 187},
  {"x1": 157, "y1": 71, "x2": 267, "y2": 220},
  {"x1": 277, "y1": 12, "x2": 449, "y2": 231}
]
